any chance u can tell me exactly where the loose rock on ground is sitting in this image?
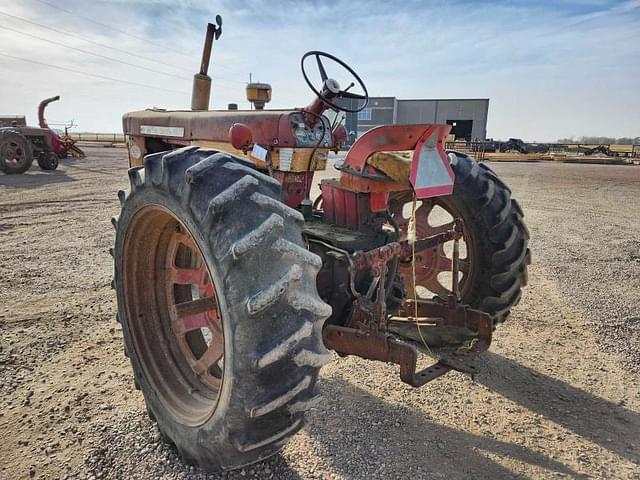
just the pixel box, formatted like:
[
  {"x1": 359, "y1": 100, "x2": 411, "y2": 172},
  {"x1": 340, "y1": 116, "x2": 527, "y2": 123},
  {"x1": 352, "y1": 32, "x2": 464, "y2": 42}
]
[{"x1": 1, "y1": 149, "x2": 639, "y2": 479}]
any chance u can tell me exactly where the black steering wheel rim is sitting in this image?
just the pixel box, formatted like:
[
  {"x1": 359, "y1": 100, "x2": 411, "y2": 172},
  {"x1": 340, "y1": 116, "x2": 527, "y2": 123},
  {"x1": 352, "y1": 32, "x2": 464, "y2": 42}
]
[{"x1": 301, "y1": 51, "x2": 369, "y2": 113}]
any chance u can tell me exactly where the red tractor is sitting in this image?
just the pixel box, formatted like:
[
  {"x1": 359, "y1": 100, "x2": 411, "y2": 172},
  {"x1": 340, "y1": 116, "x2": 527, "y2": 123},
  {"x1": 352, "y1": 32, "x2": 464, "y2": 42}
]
[
  {"x1": 115, "y1": 18, "x2": 529, "y2": 471},
  {"x1": 0, "y1": 95, "x2": 84, "y2": 174}
]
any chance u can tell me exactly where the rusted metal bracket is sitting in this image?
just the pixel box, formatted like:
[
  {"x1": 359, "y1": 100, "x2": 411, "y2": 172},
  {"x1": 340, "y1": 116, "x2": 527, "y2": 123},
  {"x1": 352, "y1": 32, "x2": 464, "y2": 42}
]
[
  {"x1": 323, "y1": 326, "x2": 451, "y2": 386},
  {"x1": 324, "y1": 298, "x2": 492, "y2": 387},
  {"x1": 322, "y1": 217, "x2": 493, "y2": 387},
  {"x1": 402, "y1": 296, "x2": 493, "y2": 372},
  {"x1": 350, "y1": 228, "x2": 461, "y2": 274}
]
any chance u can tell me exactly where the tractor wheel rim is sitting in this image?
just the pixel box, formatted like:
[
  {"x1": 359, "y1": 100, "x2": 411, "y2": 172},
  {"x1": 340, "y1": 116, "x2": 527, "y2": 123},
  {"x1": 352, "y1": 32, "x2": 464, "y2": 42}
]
[
  {"x1": 390, "y1": 197, "x2": 474, "y2": 300},
  {"x1": 165, "y1": 228, "x2": 224, "y2": 391},
  {"x1": 123, "y1": 205, "x2": 224, "y2": 426},
  {"x1": 1, "y1": 141, "x2": 25, "y2": 166}
]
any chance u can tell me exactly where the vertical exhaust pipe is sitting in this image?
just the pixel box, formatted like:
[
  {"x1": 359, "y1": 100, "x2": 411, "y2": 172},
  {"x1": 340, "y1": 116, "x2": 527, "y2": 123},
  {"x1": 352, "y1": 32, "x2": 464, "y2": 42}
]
[
  {"x1": 191, "y1": 16, "x2": 222, "y2": 111},
  {"x1": 38, "y1": 95, "x2": 61, "y2": 128}
]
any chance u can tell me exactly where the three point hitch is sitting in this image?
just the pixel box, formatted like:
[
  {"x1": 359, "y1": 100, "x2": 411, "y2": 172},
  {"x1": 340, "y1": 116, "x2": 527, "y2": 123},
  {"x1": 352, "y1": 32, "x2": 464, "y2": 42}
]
[{"x1": 323, "y1": 219, "x2": 493, "y2": 387}]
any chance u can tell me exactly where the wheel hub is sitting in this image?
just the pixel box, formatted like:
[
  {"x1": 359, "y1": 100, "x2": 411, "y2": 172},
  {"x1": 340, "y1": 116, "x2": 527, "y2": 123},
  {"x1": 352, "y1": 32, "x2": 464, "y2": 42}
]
[
  {"x1": 390, "y1": 197, "x2": 472, "y2": 299},
  {"x1": 166, "y1": 230, "x2": 224, "y2": 391},
  {"x1": 1, "y1": 141, "x2": 24, "y2": 165}
]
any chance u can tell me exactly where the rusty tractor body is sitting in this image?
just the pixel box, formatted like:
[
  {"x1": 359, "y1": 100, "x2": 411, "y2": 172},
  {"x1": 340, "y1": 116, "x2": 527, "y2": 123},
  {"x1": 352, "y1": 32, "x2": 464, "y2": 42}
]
[
  {"x1": 0, "y1": 96, "x2": 84, "y2": 174},
  {"x1": 115, "y1": 17, "x2": 530, "y2": 471}
]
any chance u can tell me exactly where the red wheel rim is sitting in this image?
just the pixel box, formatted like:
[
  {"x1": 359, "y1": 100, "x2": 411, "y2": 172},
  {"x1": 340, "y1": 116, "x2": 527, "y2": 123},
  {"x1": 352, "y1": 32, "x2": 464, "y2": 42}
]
[
  {"x1": 0, "y1": 139, "x2": 27, "y2": 168},
  {"x1": 165, "y1": 229, "x2": 224, "y2": 391},
  {"x1": 122, "y1": 205, "x2": 224, "y2": 426},
  {"x1": 389, "y1": 196, "x2": 473, "y2": 300}
]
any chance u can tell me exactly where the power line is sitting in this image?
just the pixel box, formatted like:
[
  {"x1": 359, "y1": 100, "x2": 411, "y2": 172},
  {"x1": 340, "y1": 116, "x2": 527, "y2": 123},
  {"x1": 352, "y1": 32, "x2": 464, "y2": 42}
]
[
  {"x1": 33, "y1": 0, "x2": 188, "y2": 57},
  {"x1": 0, "y1": 24, "x2": 192, "y2": 81},
  {"x1": 0, "y1": 51, "x2": 185, "y2": 94},
  {"x1": 29, "y1": 0, "x2": 248, "y2": 78},
  {"x1": 0, "y1": 10, "x2": 247, "y2": 85},
  {"x1": 0, "y1": 9, "x2": 190, "y2": 73}
]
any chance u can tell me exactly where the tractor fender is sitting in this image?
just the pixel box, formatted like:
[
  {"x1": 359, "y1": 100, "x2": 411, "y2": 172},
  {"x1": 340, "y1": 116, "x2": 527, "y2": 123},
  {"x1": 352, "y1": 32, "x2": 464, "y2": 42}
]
[{"x1": 340, "y1": 124, "x2": 455, "y2": 199}]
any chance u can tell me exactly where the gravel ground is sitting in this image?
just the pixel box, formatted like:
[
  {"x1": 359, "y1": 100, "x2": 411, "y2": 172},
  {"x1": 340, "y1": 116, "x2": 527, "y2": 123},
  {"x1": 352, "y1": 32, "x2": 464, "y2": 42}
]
[
  {"x1": 494, "y1": 161, "x2": 640, "y2": 371},
  {"x1": 1, "y1": 149, "x2": 639, "y2": 479}
]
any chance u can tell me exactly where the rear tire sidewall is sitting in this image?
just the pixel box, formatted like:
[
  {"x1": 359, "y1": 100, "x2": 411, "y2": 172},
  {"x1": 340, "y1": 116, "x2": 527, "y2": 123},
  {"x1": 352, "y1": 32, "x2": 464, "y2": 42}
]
[
  {"x1": 114, "y1": 149, "x2": 331, "y2": 470},
  {"x1": 115, "y1": 186, "x2": 236, "y2": 465},
  {"x1": 446, "y1": 154, "x2": 529, "y2": 320}
]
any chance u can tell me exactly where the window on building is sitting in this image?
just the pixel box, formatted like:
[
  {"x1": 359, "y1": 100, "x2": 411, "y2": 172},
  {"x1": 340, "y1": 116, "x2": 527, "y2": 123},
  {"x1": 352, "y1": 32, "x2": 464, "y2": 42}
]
[{"x1": 357, "y1": 108, "x2": 372, "y2": 121}]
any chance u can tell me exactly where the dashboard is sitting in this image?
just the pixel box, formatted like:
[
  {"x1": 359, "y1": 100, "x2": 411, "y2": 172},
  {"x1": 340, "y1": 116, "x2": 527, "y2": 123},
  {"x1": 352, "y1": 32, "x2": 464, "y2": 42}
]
[{"x1": 288, "y1": 112, "x2": 333, "y2": 148}]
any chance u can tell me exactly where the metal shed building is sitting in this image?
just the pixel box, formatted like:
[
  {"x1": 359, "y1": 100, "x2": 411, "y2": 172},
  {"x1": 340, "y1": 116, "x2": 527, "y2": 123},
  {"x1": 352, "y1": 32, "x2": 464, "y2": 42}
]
[{"x1": 344, "y1": 97, "x2": 489, "y2": 142}]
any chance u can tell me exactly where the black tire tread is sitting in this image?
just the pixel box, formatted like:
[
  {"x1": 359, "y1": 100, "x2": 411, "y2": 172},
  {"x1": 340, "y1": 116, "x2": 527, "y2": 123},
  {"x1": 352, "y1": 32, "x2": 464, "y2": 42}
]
[
  {"x1": 37, "y1": 153, "x2": 59, "y2": 171},
  {"x1": 448, "y1": 152, "x2": 531, "y2": 323},
  {"x1": 113, "y1": 147, "x2": 331, "y2": 471}
]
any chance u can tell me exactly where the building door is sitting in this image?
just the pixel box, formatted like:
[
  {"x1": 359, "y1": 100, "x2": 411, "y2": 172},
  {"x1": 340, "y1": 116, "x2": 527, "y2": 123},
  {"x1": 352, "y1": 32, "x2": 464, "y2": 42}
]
[{"x1": 446, "y1": 120, "x2": 473, "y2": 141}]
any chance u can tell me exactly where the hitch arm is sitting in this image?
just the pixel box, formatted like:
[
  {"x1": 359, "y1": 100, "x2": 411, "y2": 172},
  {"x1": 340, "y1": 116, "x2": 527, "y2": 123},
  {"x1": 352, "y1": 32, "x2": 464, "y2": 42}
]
[
  {"x1": 350, "y1": 224, "x2": 462, "y2": 273},
  {"x1": 323, "y1": 326, "x2": 451, "y2": 386},
  {"x1": 322, "y1": 218, "x2": 493, "y2": 388}
]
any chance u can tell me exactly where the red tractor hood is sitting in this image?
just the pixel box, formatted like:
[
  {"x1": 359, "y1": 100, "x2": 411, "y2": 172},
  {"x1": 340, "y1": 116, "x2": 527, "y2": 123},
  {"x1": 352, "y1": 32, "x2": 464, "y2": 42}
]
[{"x1": 122, "y1": 109, "x2": 299, "y2": 149}]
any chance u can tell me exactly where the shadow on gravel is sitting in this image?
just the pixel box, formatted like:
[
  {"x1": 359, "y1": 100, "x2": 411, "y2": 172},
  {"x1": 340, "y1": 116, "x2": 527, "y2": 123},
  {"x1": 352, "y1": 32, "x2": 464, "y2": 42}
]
[
  {"x1": 84, "y1": 412, "x2": 307, "y2": 480},
  {"x1": 308, "y1": 377, "x2": 578, "y2": 479},
  {"x1": 0, "y1": 168, "x2": 75, "y2": 188},
  {"x1": 477, "y1": 352, "x2": 640, "y2": 465}
]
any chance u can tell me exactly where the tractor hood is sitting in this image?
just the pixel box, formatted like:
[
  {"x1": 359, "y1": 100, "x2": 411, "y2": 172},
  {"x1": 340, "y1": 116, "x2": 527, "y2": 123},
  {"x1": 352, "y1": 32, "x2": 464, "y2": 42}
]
[{"x1": 123, "y1": 109, "x2": 301, "y2": 149}]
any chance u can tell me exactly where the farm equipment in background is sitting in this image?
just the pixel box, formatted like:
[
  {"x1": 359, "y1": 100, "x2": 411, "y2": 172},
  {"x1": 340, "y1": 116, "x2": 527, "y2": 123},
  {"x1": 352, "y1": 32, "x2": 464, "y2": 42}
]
[
  {"x1": 580, "y1": 144, "x2": 610, "y2": 156},
  {"x1": 114, "y1": 17, "x2": 530, "y2": 471},
  {"x1": 457, "y1": 139, "x2": 639, "y2": 160},
  {"x1": 551, "y1": 143, "x2": 638, "y2": 158},
  {"x1": 498, "y1": 137, "x2": 549, "y2": 154},
  {"x1": 0, "y1": 95, "x2": 84, "y2": 175},
  {"x1": 38, "y1": 96, "x2": 85, "y2": 159},
  {"x1": 0, "y1": 126, "x2": 59, "y2": 174}
]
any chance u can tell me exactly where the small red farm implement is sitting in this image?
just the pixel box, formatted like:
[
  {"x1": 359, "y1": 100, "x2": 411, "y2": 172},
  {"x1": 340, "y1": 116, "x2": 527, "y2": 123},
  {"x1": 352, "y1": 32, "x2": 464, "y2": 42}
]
[{"x1": 0, "y1": 95, "x2": 84, "y2": 174}]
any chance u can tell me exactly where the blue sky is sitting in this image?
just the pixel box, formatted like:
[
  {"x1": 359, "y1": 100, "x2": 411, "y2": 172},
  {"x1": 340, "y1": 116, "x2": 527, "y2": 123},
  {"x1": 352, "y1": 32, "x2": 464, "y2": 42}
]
[{"x1": 0, "y1": 0, "x2": 638, "y2": 140}]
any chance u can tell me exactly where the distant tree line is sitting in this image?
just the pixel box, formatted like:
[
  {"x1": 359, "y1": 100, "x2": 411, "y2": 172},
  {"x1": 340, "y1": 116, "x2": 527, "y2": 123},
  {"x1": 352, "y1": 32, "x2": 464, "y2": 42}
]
[{"x1": 557, "y1": 136, "x2": 640, "y2": 145}]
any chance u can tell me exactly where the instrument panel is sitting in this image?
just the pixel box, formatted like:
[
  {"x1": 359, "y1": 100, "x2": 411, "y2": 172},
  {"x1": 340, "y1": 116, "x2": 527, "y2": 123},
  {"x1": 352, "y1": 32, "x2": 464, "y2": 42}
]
[{"x1": 288, "y1": 112, "x2": 332, "y2": 148}]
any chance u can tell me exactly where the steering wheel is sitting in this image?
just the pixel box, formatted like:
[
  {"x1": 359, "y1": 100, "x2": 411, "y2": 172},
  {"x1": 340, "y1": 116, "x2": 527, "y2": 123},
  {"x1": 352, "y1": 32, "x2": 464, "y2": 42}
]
[{"x1": 301, "y1": 51, "x2": 369, "y2": 113}]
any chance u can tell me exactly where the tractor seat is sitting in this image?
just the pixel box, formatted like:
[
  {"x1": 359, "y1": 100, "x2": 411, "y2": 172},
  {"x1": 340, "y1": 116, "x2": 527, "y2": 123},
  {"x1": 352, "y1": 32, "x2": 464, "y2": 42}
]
[{"x1": 365, "y1": 151, "x2": 412, "y2": 185}]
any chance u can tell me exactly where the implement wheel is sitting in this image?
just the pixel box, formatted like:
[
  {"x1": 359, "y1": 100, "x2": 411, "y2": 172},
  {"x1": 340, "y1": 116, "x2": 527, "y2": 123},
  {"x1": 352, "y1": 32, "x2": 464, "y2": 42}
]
[
  {"x1": 390, "y1": 153, "x2": 530, "y2": 323},
  {"x1": 0, "y1": 130, "x2": 33, "y2": 174},
  {"x1": 112, "y1": 147, "x2": 332, "y2": 471}
]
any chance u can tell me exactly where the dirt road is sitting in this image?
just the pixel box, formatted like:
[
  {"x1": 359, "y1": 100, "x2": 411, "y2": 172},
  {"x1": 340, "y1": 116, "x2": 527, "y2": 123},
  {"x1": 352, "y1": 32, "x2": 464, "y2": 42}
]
[{"x1": 1, "y1": 149, "x2": 639, "y2": 479}]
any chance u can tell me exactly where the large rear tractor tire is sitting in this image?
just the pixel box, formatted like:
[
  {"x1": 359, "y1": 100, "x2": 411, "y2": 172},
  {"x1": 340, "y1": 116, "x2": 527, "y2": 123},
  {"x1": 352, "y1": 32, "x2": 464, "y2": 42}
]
[
  {"x1": 390, "y1": 152, "x2": 530, "y2": 324},
  {"x1": 0, "y1": 130, "x2": 33, "y2": 174},
  {"x1": 112, "y1": 147, "x2": 332, "y2": 471}
]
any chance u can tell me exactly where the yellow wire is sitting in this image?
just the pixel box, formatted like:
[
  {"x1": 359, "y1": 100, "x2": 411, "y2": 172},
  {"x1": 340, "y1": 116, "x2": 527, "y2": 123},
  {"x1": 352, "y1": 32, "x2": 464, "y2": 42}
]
[{"x1": 409, "y1": 191, "x2": 434, "y2": 358}]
